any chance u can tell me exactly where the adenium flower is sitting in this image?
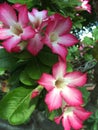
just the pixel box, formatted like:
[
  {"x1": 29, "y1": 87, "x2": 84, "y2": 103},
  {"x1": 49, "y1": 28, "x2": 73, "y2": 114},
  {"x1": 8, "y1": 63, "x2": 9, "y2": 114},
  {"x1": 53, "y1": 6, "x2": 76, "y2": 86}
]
[
  {"x1": 27, "y1": 8, "x2": 48, "y2": 55},
  {"x1": 42, "y1": 13, "x2": 79, "y2": 60},
  {"x1": 38, "y1": 60, "x2": 87, "y2": 111},
  {"x1": 75, "y1": 0, "x2": 91, "y2": 13},
  {"x1": 28, "y1": 8, "x2": 48, "y2": 31},
  {"x1": 0, "y1": 3, "x2": 35, "y2": 52},
  {"x1": 54, "y1": 105, "x2": 92, "y2": 130}
]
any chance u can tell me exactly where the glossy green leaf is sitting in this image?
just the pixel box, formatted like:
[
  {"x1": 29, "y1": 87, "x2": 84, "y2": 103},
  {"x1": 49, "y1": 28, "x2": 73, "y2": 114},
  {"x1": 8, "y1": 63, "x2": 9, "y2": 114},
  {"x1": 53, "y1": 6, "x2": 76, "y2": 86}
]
[
  {"x1": 0, "y1": 49, "x2": 18, "y2": 69},
  {"x1": 14, "y1": 50, "x2": 32, "y2": 60},
  {"x1": 25, "y1": 58, "x2": 42, "y2": 80},
  {"x1": 38, "y1": 51, "x2": 58, "y2": 67},
  {"x1": 20, "y1": 70, "x2": 34, "y2": 86},
  {"x1": 0, "y1": 87, "x2": 38, "y2": 125},
  {"x1": 26, "y1": 57, "x2": 51, "y2": 80},
  {"x1": 40, "y1": 63, "x2": 51, "y2": 74}
]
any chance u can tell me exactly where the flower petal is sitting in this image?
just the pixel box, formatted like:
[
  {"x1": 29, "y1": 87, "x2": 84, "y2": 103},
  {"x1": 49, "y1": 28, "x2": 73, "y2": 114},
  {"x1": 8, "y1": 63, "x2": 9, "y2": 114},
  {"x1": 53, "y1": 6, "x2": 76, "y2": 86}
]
[
  {"x1": 74, "y1": 107, "x2": 92, "y2": 120},
  {"x1": 2, "y1": 36, "x2": 21, "y2": 52},
  {"x1": 12, "y1": 3, "x2": 23, "y2": 9},
  {"x1": 44, "y1": 20, "x2": 56, "y2": 35},
  {"x1": 54, "y1": 16, "x2": 72, "y2": 35},
  {"x1": 41, "y1": 34, "x2": 52, "y2": 48},
  {"x1": 0, "y1": 28, "x2": 12, "y2": 40},
  {"x1": 0, "y1": 3, "x2": 17, "y2": 26},
  {"x1": 64, "y1": 72, "x2": 87, "y2": 87},
  {"x1": 52, "y1": 43, "x2": 68, "y2": 61},
  {"x1": 54, "y1": 115, "x2": 62, "y2": 124},
  {"x1": 27, "y1": 33, "x2": 44, "y2": 55},
  {"x1": 38, "y1": 73, "x2": 55, "y2": 91},
  {"x1": 52, "y1": 60, "x2": 66, "y2": 79},
  {"x1": 45, "y1": 88, "x2": 62, "y2": 111},
  {"x1": 32, "y1": 8, "x2": 48, "y2": 20},
  {"x1": 21, "y1": 26, "x2": 35, "y2": 40},
  {"x1": 28, "y1": 8, "x2": 48, "y2": 30},
  {"x1": 61, "y1": 87, "x2": 83, "y2": 106},
  {"x1": 18, "y1": 5, "x2": 29, "y2": 27},
  {"x1": 58, "y1": 34, "x2": 79, "y2": 46},
  {"x1": 62, "y1": 116, "x2": 71, "y2": 130},
  {"x1": 68, "y1": 113, "x2": 82, "y2": 129},
  {"x1": 42, "y1": 34, "x2": 68, "y2": 60}
]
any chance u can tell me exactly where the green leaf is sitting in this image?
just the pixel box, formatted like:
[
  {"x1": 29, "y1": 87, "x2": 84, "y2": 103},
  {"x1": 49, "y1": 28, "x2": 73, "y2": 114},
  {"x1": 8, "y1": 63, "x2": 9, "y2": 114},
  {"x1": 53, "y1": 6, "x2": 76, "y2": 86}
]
[
  {"x1": 26, "y1": 58, "x2": 51, "y2": 80},
  {"x1": 0, "y1": 87, "x2": 38, "y2": 125},
  {"x1": 47, "y1": 108, "x2": 62, "y2": 121},
  {"x1": 40, "y1": 63, "x2": 51, "y2": 74},
  {"x1": 93, "y1": 121, "x2": 98, "y2": 130},
  {"x1": 38, "y1": 51, "x2": 58, "y2": 67},
  {"x1": 48, "y1": 110, "x2": 58, "y2": 120},
  {"x1": 26, "y1": 58, "x2": 42, "y2": 80},
  {"x1": 95, "y1": 110, "x2": 98, "y2": 120},
  {"x1": 93, "y1": 42, "x2": 98, "y2": 61},
  {"x1": 92, "y1": 27, "x2": 98, "y2": 41},
  {"x1": 20, "y1": 70, "x2": 35, "y2": 86},
  {"x1": 14, "y1": 50, "x2": 32, "y2": 60},
  {"x1": 79, "y1": 87, "x2": 90, "y2": 105},
  {"x1": 66, "y1": 63, "x2": 73, "y2": 72},
  {"x1": 83, "y1": 36, "x2": 93, "y2": 45},
  {"x1": 0, "y1": 49, "x2": 18, "y2": 69},
  {"x1": 0, "y1": 68, "x2": 5, "y2": 75},
  {"x1": 7, "y1": 0, "x2": 33, "y2": 8}
]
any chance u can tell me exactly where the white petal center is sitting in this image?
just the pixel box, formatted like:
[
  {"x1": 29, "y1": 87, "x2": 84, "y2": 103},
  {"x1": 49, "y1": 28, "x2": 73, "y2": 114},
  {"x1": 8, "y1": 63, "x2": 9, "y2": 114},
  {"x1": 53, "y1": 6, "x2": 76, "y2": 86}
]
[
  {"x1": 10, "y1": 23, "x2": 23, "y2": 36},
  {"x1": 50, "y1": 32, "x2": 58, "y2": 43},
  {"x1": 55, "y1": 78, "x2": 65, "y2": 89},
  {"x1": 64, "y1": 107, "x2": 74, "y2": 116}
]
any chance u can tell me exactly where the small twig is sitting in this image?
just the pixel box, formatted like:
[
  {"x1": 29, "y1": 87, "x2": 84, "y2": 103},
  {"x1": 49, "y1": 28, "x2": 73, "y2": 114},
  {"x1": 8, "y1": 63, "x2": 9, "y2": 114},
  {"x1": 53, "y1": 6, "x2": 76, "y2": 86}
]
[{"x1": 86, "y1": 84, "x2": 95, "y2": 91}]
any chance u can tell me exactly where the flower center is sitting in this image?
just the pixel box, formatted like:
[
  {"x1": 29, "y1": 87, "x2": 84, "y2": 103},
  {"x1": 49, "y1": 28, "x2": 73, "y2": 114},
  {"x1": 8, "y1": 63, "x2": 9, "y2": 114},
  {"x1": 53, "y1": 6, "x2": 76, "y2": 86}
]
[
  {"x1": 34, "y1": 19, "x2": 41, "y2": 29},
  {"x1": 55, "y1": 78, "x2": 65, "y2": 89},
  {"x1": 11, "y1": 23, "x2": 23, "y2": 36},
  {"x1": 50, "y1": 32, "x2": 58, "y2": 42},
  {"x1": 64, "y1": 107, "x2": 74, "y2": 116}
]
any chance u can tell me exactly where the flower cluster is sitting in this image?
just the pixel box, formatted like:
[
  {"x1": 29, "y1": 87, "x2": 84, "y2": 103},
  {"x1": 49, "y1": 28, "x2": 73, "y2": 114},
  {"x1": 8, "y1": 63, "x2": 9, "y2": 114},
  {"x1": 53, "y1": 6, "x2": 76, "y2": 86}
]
[
  {"x1": 0, "y1": 2, "x2": 92, "y2": 130},
  {"x1": 0, "y1": 2, "x2": 78, "y2": 61},
  {"x1": 38, "y1": 59, "x2": 92, "y2": 130}
]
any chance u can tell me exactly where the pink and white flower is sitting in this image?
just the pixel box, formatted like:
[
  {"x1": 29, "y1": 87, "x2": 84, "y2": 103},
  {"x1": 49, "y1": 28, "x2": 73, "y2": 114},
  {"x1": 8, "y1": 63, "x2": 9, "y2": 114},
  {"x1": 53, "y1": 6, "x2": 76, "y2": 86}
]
[
  {"x1": 0, "y1": 3, "x2": 35, "y2": 52},
  {"x1": 75, "y1": 0, "x2": 91, "y2": 13},
  {"x1": 42, "y1": 13, "x2": 79, "y2": 60},
  {"x1": 28, "y1": 8, "x2": 48, "y2": 31},
  {"x1": 38, "y1": 60, "x2": 87, "y2": 111},
  {"x1": 54, "y1": 105, "x2": 92, "y2": 130},
  {"x1": 27, "y1": 8, "x2": 48, "y2": 55}
]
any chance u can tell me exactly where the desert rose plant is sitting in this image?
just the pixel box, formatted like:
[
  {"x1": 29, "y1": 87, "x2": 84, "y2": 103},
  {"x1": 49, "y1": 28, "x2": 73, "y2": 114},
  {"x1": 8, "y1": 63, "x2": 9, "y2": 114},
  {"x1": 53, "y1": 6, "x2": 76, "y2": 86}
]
[{"x1": 0, "y1": 1, "x2": 92, "y2": 130}]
